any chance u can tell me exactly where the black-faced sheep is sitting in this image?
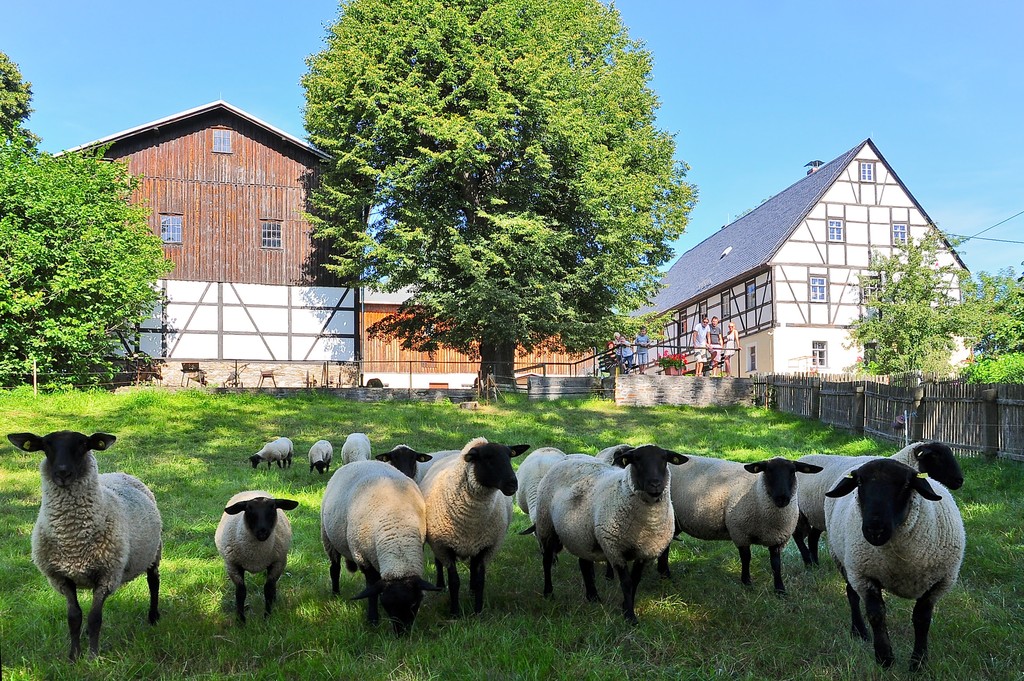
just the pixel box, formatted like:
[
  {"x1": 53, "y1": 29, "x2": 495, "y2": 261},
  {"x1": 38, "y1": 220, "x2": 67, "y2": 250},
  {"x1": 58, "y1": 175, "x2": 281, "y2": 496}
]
[
  {"x1": 533, "y1": 445, "x2": 687, "y2": 623},
  {"x1": 374, "y1": 444, "x2": 433, "y2": 479},
  {"x1": 308, "y1": 439, "x2": 333, "y2": 474},
  {"x1": 214, "y1": 490, "x2": 299, "y2": 623},
  {"x1": 7, "y1": 431, "x2": 163, "y2": 661},
  {"x1": 794, "y1": 441, "x2": 964, "y2": 566},
  {"x1": 249, "y1": 437, "x2": 293, "y2": 469},
  {"x1": 824, "y1": 458, "x2": 965, "y2": 671},
  {"x1": 514, "y1": 446, "x2": 567, "y2": 523},
  {"x1": 418, "y1": 437, "x2": 529, "y2": 616},
  {"x1": 320, "y1": 460, "x2": 441, "y2": 633}
]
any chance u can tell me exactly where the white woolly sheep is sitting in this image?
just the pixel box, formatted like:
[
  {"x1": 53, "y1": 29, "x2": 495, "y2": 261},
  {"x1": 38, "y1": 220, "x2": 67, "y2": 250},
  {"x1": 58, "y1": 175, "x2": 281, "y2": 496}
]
[
  {"x1": 308, "y1": 439, "x2": 334, "y2": 474},
  {"x1": 824, "y1": 458, "x2": 965, "y2": 671},
  {"x1": 214, "y1": 490, "x2": 299, "y2": 623},
  {"x1": 341, "y1": 432, "x2": 371, "y2": 465},
  {"x1": 249, "y1": 437, "x2": 293, "y2": 469},
  {"x1": 514, "y1": 446, "x2": 567, "y2": 521},
  {"x1": 664, "y1": 454, "x2": 823, "y2": 593},
  {"x1": 414, "y1": 447, "x2": 461, "y2": 484},
  {"x1": 533, "y1": 445, "x2": 686, "y2": 623},
  {"x1": 794, "y1": 441, "x2": 964, "y2": 566},
  {"x1": 418, "y1": 437, "x2": 529, "y2": 616},
  {"x1": 320, "y1": 459, "x2": 441, "y2": 633},
  {"x1": 7, "y1": 431, "x2": 163, "y2": 661}
]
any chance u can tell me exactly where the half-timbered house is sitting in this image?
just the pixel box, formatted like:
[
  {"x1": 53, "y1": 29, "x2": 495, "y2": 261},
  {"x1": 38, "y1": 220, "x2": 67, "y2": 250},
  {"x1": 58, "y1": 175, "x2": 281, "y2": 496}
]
[{"x1": 644, "y1": 139, "x2": 968, "y2": 376}]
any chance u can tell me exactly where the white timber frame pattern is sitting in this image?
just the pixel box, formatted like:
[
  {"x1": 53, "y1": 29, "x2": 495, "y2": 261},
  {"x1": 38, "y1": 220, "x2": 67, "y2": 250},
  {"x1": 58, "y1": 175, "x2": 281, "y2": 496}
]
[{"x1": 134, "y1": 281, "x2": 357, "y2": 361}]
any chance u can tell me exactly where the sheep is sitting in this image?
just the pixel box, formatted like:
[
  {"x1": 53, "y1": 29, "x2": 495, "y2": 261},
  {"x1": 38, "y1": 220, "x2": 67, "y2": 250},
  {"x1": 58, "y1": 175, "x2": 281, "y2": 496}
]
[
  {"x1": 514, "y1": 446, "x2": 567, "y2": 521},
  {"x1": 341, "y1": 432, "x2": 371, "y2": 465},
  {"x1": 793, "y1": 441, "x2": 964, "y2": 566},
  {"x1": 663, "y1": 454, "x2": 823, "y2": 593},
  {"x1": 214, "y1": 490, "x2": 299, "y2": 623},
  {"x1": 418, "y1": 437, "x2": 529, "y2": 616},
  {"x1": 824, "y1": 458, "x2": 965, "y2": 671},
  {"x1": 532, "y1": 445, "x2": 687, "y2": 623},
  {"x1": 594, "y1": 443, "x2": 631, "y2": 466},
  {"x1": 249, "y1": 437, "x2": 293, "y2": 469},
  {"x1": 6, "y1": 431, "x2": 162, "y2": 661},
  {"x1": 413, "y1": 447, "x2": 461, "y2": 484},
  {"x1": 374, "y1": 444, "x2": 433, "y2": 480},
  {"x1": 308, "y1": 439, "x2": 334, "y2": 474},
  {"x1": 320, "y1": 459, "x2": 441, "y2": 633}
]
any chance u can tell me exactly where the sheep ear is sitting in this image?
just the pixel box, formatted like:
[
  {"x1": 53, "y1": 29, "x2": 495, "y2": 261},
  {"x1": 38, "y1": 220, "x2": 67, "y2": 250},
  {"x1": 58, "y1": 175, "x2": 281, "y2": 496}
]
[
  {"x1": 510, "y1": 444, "x2": 530, "y2": 457},
  {"x1": 375, "y1": 453, "x2": 392, "y2": 463},
  {"x1": 415, "y1": 452, "x2": 433, "y2": 463},
  {"x1": 664, "y1": 450, "x2": 688, "y2": 466},
  {"x1": 795, "y1": 462, "x2": 824, "y2": 474},
  {"x1": 274, "y1": 499, "x2": 299, "y2": 511},
  {"x1": 224, "y1": 501, "x2": 249, "y2": 515},
  {"x1": 464, "y1": 447, "x2": 480, "y2": 462},
  {"x1": 351, "y1": 582, "x2": 384, "y2": 600},
  {"x1": 7, "y1": 433, "x2": 42, "y2": 452},
  {"x1": 88, "y1": 433, "x2": 116, "y2": 451},
  {"x1": 743, "y1": 461, "x2": 767, "y2": 474},
  {"x1": 613, "y1": 448, "x2": 635, "y2": 468},
  {"x1": 825, "y1": 474, "x2": 858, "y2": 498},
  {"x1": 911, "y1": 475, "x2": 942, "y2": 502},
  {"x1": 419, "y1": 578, "x2": 443, "y2": 592}
]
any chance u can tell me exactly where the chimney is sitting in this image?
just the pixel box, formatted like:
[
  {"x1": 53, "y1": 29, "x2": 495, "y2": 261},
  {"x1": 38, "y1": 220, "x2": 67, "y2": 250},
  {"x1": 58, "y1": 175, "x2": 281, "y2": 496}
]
[{"x1": 804, "y1": 160, "x2": 824, "y2": 175}]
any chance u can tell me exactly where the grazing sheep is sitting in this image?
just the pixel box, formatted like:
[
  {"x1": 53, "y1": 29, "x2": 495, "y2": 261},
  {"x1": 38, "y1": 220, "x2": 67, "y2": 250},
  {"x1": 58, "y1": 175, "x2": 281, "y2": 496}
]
[
  {"x1": 374, "y1": 444, "x2": 433, "y2": 479},
  {"x1": 419, "y1": 437, "x2": 529, "y2": 616},
  {"x1": 7, "y1": 431, "x2": 162, "y2": 661},
  {"x1": 794, "y1": 441, "x2": 964, "y2": 566},
  {"x1": 320, "y1": 460, "x2": 441, "y2": 633},
  {"x1": 824, "y1": 459, "x2": 965, "y2": 671},
  {"x1": 341, "y1": 433, "x2": 372, "y2": 465},
  {"x1": 664, "y1": 454, "x2": 823, "y2": 593},
  {"x1": 308, "y1": 439, "x2": 334, "y2": 474},
  {"x1": 514, "y1": 446, "x2": 567, "y2": 521},
  {"x1": 249, "y1": 437, "x2": 293, "y2": 469},
  {"x1": 214, "y1": 490, "x2": 299, "y2": 623},
  {"x1": 533, "y1": 445, "x2": 686, "y2": 623}
]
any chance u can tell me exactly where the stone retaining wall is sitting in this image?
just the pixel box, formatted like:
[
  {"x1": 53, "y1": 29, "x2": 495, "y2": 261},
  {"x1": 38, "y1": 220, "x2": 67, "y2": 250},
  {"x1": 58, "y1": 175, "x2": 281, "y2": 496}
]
[{"x1": 614, "y1": 375, "x2": 753, "y2": 407}]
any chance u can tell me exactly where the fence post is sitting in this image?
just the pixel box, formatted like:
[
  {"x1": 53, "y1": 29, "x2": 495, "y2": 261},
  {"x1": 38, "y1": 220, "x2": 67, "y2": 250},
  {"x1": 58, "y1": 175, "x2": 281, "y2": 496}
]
[
  {"x1": 853, "y1": 384, "x2": 865, "y2": 434},
  {"x1": 982, "y1": 388, "x2": 999, "y2": 460},
  {"x1": 910, "y1": 381, "x2": 927, "y2": 442},
  {"x1": 809, "y1": 377, "x2": 821, "y2": 420}
]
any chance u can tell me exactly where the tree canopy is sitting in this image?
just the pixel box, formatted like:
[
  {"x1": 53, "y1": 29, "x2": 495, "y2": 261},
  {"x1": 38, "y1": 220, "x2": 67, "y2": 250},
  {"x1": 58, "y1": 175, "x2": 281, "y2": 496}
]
[
  {"x1": 0, "y1": 143, "x2": 173, "y2": 387},
  {"x1": 0, "y1": 51, "x2": 37, "y2": 145},
  {"x1": 303, "y1": 0, "x2": 695, "y2": 375},
  {"x1": 847, "y1": 232, "x2": 972, "y2": 375}
]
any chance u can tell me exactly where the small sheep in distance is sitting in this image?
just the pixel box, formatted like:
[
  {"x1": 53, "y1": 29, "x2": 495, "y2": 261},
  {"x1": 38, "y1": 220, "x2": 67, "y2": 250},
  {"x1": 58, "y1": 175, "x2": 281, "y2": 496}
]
[
  {"x1": 341, "y1": 432, "x2": 371, "y2": 465},
  {"x1": 7, "y1": 431, "x2": 163, "y2": 661},
  {"x1": 249, "y1": 437, "x2": 293, "y2": 469},
  {"x1": 215, "y1": 490, "x2": 299, "y2": 623},
  {"x1": 308, "y1": 439, "x2": 333, "y2": 474},
  {"x1": 824, "y1": 459, "x2": 965, "y2": 671}
]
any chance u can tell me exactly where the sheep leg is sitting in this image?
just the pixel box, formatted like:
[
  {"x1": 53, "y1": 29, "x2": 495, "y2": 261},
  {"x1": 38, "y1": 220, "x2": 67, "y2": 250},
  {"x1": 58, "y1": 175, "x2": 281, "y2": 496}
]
[
  {"x1": 434, "y1": 557, "x2": 446, "y2": 589},
  {"x1": 604, "y1": 562, "x2": 615, "y2": 580},
  {"x1": 844, "y1": 582, "x2": 869, "y2": 640},
  {"x1": 264, "y1": 560, "x2": 286, "y2": 618},
  {"x1": 542, "y1": 536, "x2": 561, "y2": 597},
  {"x1": 86, "y1": 587, "x2": 110, "y2": 659},
  {"x1": 656, "y1": 544, "x2": 671, "y2": 579},
  {"x1": 146, "y1": 560, "x2": 161, "y2": 624},
  {"x1": 807, "y1": 527, "x2": 822, "y2": 565},
  {"x1": 792, "y1": 515, "x2": 813, "y2": 566},
  {"x1": 578, "y1": 559, "x2": 600, "y2": 602},
  {"x1": 231, "y1": 572, "x2": 248, "y2": 624},
  {"x1": 60, "y1": 579, "x2": 83, "y2": 661},
  {"x1": 612, "y1": 562, "x2": 640, "y2": 624},
  {"x1": 628, "y1": 560, "x2": 646, "y2": 602},
  {"x1": 737, "y1": 545, "x2": 753, "y2": 586},
  {"x1": 445, "y1": 563, "x2": 462, "y2": 616},
  {"x1": 864, "y1": 584, "x2": 894, "y2": 668},
  {"x1": 329, "y1": 555, "x2": 342, "y2": 594},
  {"x1": 361, "y1": 567, "x2": 383, "y2": 625},
  {"x1": 469, "y1": 553, "x2": 486, "y2": 615},
  {"x1": 768, "y1": 543, "x2": 786, "y2": 595},
  {"x1": 909, "y1": 583, "x2": 942, "y2": 671}
]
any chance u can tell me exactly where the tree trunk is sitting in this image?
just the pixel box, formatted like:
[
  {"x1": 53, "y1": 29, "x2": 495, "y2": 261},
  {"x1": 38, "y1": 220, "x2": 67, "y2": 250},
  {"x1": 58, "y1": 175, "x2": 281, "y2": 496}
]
[{"x1": 479, "y1": 341, "x2": 516, "y2": 386}]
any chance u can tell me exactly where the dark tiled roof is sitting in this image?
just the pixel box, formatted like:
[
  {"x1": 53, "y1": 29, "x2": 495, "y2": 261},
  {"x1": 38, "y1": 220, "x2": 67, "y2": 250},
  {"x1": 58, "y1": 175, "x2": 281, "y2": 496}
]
[{"x1": 641, "y1": 139, "x2": 868, "y2": 314}]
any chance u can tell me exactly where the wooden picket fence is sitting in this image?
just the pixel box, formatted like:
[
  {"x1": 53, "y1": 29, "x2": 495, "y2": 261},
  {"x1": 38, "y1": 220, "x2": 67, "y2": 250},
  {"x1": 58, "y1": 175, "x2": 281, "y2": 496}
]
[{"x1": 751, "y1": 372, "x2": 1024, "y2": 462}]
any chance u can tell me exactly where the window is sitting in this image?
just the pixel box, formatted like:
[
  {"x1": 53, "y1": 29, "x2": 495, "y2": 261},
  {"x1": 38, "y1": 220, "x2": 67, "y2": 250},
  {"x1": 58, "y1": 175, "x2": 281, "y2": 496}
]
[
  {"x1": 827, "y1": 219, "x2": 845, "y2": 242},
  {"x1": 213, "y1": 129, "x2": 232, "y2": 154},
  {"x1": 812, "y1": 341, "x2": 827, "y2": 368},
  {"x1": 261, "y1": 220, "x2": 282, "y2": 249},
  {"x1": 747, "y1": 345, "x2": 757, "y2": 372},
  {"x1": 892, "y1": 223, "x2": 908, "y2": 244},
  {"x1": 860, "y1": 162, "x2": 874, "y2": 182},
  {"x1": 745, "y1": 281, "x2": 757, "y2": 308},
  {"x1": 160, "y1": 214, "x2": 182, "y2": 243},
  {"x1": 810, "y1": 276, "x2": 828, "y2": 302}
]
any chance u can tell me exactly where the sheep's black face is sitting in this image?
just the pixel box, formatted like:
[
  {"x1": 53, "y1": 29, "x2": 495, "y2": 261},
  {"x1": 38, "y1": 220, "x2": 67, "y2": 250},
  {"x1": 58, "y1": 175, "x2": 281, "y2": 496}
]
[
  {"x1": 621, "y1": 445, "x2": 687, "y2": 504},
  {"x1": 381, "y1": 578, "x2": 425, "y2": 635},
  {"x1": 239, "y1": 498, "x2": 278, "y2": 542},
  {"x1": 376, "y1": 445, "x2": 432, "y2": 480},
  {"x1": 249, "y1": 454, "x2": 263, "y2": 469},
  {"x1": 8, "y1": 431, "x2": 115, "y2": 488},
  {"x1": 465, "y1": 443, "x2": 529, "y2": 496},
  {"x1": 313, "y1": 460, "x2": 327, "y2": 474},
  {"x1": 914, "y1": 442, "x2": 964, "y2": 490},
  {"x1": 746, "y1": 458, "x2": 823, "y2": 509}
]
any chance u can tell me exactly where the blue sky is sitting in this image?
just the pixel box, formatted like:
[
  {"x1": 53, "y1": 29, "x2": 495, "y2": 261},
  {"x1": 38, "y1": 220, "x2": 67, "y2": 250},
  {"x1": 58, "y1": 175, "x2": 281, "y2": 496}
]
[{"x1": 4, "y1": 1, "x2": 1023, "y2": 276}]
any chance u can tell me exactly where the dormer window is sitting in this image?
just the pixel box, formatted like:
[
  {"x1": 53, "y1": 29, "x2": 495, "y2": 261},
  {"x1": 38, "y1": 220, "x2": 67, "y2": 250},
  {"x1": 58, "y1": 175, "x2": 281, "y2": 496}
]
[
  {"x1": 213, "y1": 129, "x2": 232, "y2": 154},
  {"x1": 859, "y1": 162, "x2": 875, "y2": 182}
]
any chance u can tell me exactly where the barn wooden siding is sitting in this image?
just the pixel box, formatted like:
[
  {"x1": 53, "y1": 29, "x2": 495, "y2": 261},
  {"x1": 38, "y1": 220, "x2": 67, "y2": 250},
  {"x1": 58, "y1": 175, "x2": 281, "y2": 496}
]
[{"x1": 104, "y1": 110, "x2": 341, "y2": 287}]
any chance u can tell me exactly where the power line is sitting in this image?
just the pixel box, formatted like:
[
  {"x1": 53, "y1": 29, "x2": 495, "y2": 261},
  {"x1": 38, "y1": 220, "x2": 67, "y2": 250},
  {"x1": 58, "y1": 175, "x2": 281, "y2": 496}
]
[
  {"x1": 958, "y1": 209, "x2": 1024, "y2": 242},
  {"x1": 946, "y1": 234, "x2": 1024, "y2": 245}
]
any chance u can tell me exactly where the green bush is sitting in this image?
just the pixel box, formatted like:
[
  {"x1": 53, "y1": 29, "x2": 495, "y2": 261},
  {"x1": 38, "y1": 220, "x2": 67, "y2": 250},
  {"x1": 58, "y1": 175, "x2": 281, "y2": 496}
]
[{"x1": 961, "y1": 353, "x2": 1024, "y2": 384}]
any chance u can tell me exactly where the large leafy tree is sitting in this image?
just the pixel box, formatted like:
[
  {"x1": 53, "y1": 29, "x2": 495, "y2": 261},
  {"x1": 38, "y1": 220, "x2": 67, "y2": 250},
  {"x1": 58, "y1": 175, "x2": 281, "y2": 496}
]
[
  {"x1": 0, "y1": 143, "x2": 173, "y2": 387},
  {"x1": 0, "y1": 51, "x2": 37, "y2": 145},
  {"x1": 303, "y1": 0, "x2": 695, "y2": 376},
  {"x1": 848, "y1": 232, "x2": 972, "y2": 375}
]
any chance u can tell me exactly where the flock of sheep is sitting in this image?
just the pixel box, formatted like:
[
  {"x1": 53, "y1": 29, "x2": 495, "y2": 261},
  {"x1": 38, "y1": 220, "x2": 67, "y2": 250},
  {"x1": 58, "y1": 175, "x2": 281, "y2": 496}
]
[{"x1": 6, "y1": 429, "x2": 965, "y2": 672}]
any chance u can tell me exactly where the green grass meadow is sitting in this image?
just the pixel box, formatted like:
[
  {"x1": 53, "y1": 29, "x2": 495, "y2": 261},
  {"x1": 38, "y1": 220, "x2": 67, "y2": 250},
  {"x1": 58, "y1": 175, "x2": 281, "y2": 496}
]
[{"x1": 0, "y1": 389, "x2": 1021, "y2": 680}]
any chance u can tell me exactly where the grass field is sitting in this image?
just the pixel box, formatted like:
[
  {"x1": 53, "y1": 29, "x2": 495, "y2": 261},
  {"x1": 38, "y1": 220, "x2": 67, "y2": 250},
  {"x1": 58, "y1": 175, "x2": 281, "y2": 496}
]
[{"x1": 0, "y1": 388, "x2": 1021, "y2": 680}]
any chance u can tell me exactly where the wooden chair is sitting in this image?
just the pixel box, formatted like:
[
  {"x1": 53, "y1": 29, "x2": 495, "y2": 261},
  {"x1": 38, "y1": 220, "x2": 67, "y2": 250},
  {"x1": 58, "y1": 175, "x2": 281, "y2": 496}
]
[
  {"x1": 257, "y1": 369, "x2": 277, "y2": 388},
  {"x1": 181, "y1": 362, "x2": 206, "y2": 387}
]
